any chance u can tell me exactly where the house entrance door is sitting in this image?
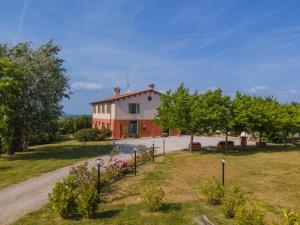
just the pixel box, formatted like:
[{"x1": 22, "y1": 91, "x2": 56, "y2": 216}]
[{"x1": 129, "y1": 121, "x2": 138, "y2": 137}]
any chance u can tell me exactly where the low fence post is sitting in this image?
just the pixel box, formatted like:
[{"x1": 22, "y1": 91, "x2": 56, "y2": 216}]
[
  {"x1": 221, "y1": 159, "x2": 225, "y2": 186},
  {"x1": 152, "y1": 142, "x2": 155, "y2": 163}
]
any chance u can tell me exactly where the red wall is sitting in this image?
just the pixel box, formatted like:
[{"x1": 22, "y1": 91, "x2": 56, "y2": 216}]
[{"x1": 92, "y1": 118, "x2": 179, "y2": 139}]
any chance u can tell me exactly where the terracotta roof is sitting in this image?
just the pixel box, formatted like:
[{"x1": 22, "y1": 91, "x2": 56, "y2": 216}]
[{"x1": 90, "y1": 88, "x2": 161, "y2": 104}]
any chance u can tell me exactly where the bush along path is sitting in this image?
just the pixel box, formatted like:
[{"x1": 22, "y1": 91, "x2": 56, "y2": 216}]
[
  {"x1": 47, "y1": 148, "x2": 156, "y2": 220},
  {"x1": 0, "y1": 152, "x2": 131, "y2": 225}
]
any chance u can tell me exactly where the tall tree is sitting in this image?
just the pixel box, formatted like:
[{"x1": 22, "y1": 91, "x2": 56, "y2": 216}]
[
  {"x1": 203, "y1": 89, "x2": 233, "y2": 150},
  {"x1": 277, "y1": 103, "x2": 300, "y2": 147},
  {"x1": 0, "y1": 58, "x2": 23, "y2": 154},
  {"x1": 0, "y1": 40, "x2": 70, "y2": 152},
  {"x1": 156, "y1": 84, "x2": 207, "y2": 152}
]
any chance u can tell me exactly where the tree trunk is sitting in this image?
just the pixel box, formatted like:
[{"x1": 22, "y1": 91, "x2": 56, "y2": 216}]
[
  {"x1": 259, "y1": 130, "x2": 262, "y2": 143},
  {"x1": 284, "y1": 131, "x2": 287, "y2": 148},
  {"x1": 21, "y1": 128, "x2": 28, "y2": 152},
  {"x1": 189, "y1": 134, "x2": 194, "y2": 152}
]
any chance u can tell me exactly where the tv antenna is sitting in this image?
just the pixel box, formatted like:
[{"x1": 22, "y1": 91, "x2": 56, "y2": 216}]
[{"x1": 126, "y1": 66, "x2": 131, "y2": 93}]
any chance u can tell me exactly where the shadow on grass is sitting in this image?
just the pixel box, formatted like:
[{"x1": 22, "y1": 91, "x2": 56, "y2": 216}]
[
  {"x1": 0, "y1": 166, "x2": 11, "y2": 170},
  {"x1": 95, "y1": 209, "x2": 121, "y2": 219},
  {"x1": 198, "y1": 144, "x2": 300, "y2": 157},
  {"x1": 5, "y1": 143, "x2": 112, "y2": 161},
  {"x1": 160, "y1": 202, "x2": 182, "y2": 213}
]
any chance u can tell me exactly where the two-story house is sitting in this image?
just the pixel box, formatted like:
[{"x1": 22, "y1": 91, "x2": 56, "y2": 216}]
[{"x1": 90, "y1": 84, "x2": 178, "y2": 139}]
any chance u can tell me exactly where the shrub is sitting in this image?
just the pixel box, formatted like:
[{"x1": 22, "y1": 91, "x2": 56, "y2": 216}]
[
  {"x1": 222, "y1": 187, "x2": 245, "y2": 218},
  {"x1": 109, "y1": 158, "x2": 129, "y2": 173},
  {"x1": 136, "y1": 147, "x2": 151, "y2": 164},
  {"x1": 234, "y1": 197, "x2": 265, "y2": 225},
  {"x1": 281, "y1": 208, "x2": 300, "y2": 225},
  {"x1": 99, "y1": 128, "x2": 112, "y2": 139},
  {"x1": 77, "y1": 186, "x2": 98, "y2": 218},
  {"x1": 201, "y1": 178, "x2": 225, "y2": 205},
  {"x1": 141, "y1": 185, "x2": 165, "y2": 211},
  {"x1": 69, "y1": 163, "x2": 96, "y2": 188},
  {"x1": 74, "y1": 128, "x2": 100, "y2": 142},
  {"x1": 49, "y1": 163, "x2": 99, "y2": 219},
  {"x1": 49, "y1": 176, "x2": 77, "y2": 218}
]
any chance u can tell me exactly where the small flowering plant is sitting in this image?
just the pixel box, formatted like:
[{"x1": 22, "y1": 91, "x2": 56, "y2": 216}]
[{"x1": 108, "y1": 158, "x2": 130, "y2": 176}]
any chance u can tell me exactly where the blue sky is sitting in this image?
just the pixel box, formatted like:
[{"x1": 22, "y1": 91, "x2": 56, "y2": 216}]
[{"x1": 0, "y1": 0, "x2": 299, "y2": 114}]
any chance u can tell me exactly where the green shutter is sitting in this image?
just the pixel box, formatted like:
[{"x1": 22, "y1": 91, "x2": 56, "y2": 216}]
[
  {"x1": 137, "y1": 104, "x2": 140, "y2": 113},
  {"x1": 128, "y1": 104, "x2": 131, "y2": 113}
]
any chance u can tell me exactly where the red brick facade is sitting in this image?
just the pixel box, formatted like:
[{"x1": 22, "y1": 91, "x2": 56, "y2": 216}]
[{"x1": 92, "y1": 118, "x2": 180, "y2": 139}]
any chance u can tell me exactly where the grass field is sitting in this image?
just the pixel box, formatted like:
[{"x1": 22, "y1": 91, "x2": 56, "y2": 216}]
[
  {"x1": 13, "y1": 144, "x2": 300, "y2": 225},
  {"x1": 0, "y1": 138, "x2": 112, "y2": 189}
]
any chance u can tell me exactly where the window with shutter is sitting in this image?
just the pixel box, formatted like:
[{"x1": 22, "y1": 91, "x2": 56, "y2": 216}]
[{"x1": 128, "y1": 103, "x2": 140, "y2": 114}]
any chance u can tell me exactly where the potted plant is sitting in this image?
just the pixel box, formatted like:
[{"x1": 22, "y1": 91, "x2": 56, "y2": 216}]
[
  {"x1": 256, "y1": 142, "x2": 266, "y2": 147},
  {"x1": 161, "y1": 132, "x2": 169, "y2": 137},
  {"x1": 218, "y1": 141, "x2": 235, "y2": 150},
  {"x1": 189, "y1": 142, "x2": 201, "y2": 151}
]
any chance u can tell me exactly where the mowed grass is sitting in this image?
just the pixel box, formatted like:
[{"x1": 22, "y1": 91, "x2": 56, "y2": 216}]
[
  {"x1": 0, "y1": 138, "x2": 112, "y2": 189},
  {"x1": 13, "y1": 145, "x2": 300, "y2": 225}
]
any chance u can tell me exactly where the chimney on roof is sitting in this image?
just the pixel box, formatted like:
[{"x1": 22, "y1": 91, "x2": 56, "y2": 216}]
[
  {"x1": 148, "y1": 83, "x2": 155, "y2": 90},
  {"x1": 113, "y1": 87, "x2": 121, "y2": 96}
]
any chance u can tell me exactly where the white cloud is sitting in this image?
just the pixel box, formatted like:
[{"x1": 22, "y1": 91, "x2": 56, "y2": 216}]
[
  {"x1": 71, "y1": 82, "x2": 103, "y2": 91},
  {"x1": 208, "y1": 87, "x2": 219, "y2": 91},
  {"x1": 290, "y1": 89, "x2": 297, "y2": 94},
  {"x1": 247, "y1": 85, "x2": 269, "y2": 93},
  {"x1": 14, "y1": 0, "x2": 29, "y2": 43}
]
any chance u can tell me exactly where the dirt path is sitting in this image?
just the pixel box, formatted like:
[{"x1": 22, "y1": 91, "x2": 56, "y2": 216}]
[{"x1": 0, "y1": 153, "x2": 131, "y2": 225}]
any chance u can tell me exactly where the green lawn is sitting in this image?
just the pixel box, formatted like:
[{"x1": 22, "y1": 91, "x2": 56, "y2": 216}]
[
  {"x1": 13, "y1": 145, "x2": 300, "y2": 225},
  {"x1": 0, "y1": 139, "x2": 112, "y2": 189}
]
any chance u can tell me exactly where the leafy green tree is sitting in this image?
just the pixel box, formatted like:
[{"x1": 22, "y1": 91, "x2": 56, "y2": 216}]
[
  {"x1": 202, "y1": 89, "x2": 233, "y2": 150},
  {"x1": 0, "y1": 40, "x2": 70, "y2": 152},
  {"x1": 0, "y1": 58, "x2": 23, "y2": 154},
  {"x1": 277, "y1": 104, "x2": 300, "y2": 146},
  {"x1": 58, "y1": 116, "x2": 92, "y2": 135},
  {"x1": 156, "y1": 84, "x2": 216, "y2": 151},
  {"x1": 232, "y1": 92, "x2": 254, "y2": 134},
  {"x1": 233, "y1": 92, "x2": 279, "y2": 143}
]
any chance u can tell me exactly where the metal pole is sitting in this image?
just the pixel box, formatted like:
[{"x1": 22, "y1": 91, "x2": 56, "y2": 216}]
[
  {"x1": 225, "y1": 132, "x2": 228, "y2": 152},
  {"x1": 97, "y1": 164, "x2": 100, "y2": 194},
  {"x1": 163, "y1": 138, "x2": 165, "y2": 155},
  {"x1": 221, "y1": 159, "x2": 225, "y2": 186},
  {"x1": 134, "y1": 149, "x2": 137, "y2": 176},
  {"x1": 152, "y1": 143, "x2": 155, "y2": 163}
]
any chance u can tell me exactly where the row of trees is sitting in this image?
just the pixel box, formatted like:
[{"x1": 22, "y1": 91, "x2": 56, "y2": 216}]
[
  {"x1": 155, "y1": 84, "x2": 300, "y2": 151},
  {"x1": 0, "y1": 41, "x2": 70, "y2": 154},
  {"x1": 58, "y1": 116, "x2": 92, "y2": 135}
]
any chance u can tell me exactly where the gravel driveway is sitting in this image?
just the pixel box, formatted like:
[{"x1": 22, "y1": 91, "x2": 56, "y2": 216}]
[
  {"x1": 0, "y1": 135, "x2": 254, "y2": 225},
  {"x1": 116, "y1": 135, "x2": 255, "y2": 153}
]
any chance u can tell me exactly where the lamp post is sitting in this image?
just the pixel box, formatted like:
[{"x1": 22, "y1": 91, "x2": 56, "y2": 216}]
[
  {"x1": 96, "y1": 158, "x2": 101, "y2": 194},
  {"x1": 221, "y1": 158, "x2": 225, "y2": 186},
  {"x1": 152, "y1": 141, "x2": 155, "y2": 163},
  {"x1": 134, "y1": 147, "x2": 137, "y2": 176}
]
